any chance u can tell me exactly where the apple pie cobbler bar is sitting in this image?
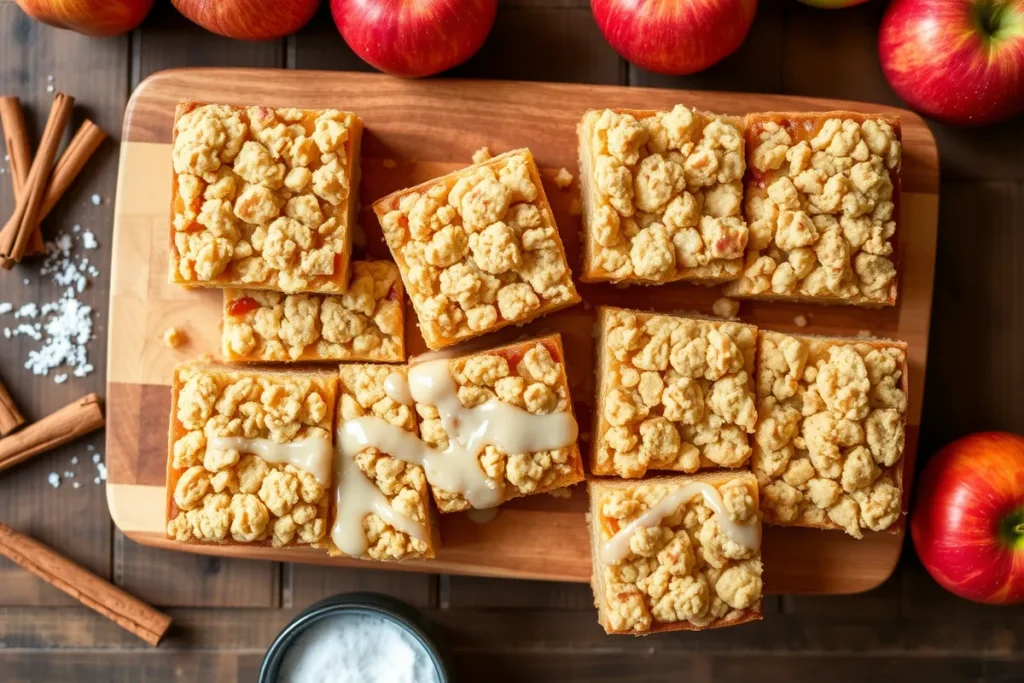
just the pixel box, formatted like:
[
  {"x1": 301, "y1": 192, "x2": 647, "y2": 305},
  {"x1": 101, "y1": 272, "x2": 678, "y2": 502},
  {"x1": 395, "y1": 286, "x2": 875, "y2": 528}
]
[
  {"x1": 577, "y1": 105, "x2": 748, "y2": 285},
  {"x1": 166, "y1": 363, "x2": 336, "y2": 547},
  {"x1": 591, "y1": 307, "x2": 758, "y2": 478},
  {"x1": 752, "y1": 330, "x2": 908, "y2": 537},
  {"x1": 373, "y1": 149, "x2": 580, "y2": 350},
  {"x1": 222, "y1": 260, "x2": 405, "y2": 363},
  {"x1": 724, "y1": 112, "x2": 902, "y2": 305},
  {"x1": 170, "y1": 102, "x2": 362, "y2": 293}
]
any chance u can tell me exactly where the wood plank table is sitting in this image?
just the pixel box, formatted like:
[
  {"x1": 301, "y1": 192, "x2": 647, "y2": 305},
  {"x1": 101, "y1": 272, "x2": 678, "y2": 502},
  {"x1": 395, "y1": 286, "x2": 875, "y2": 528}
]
[{"x1": 1, "y1": 2, "x2": 1022, "y2": 681}]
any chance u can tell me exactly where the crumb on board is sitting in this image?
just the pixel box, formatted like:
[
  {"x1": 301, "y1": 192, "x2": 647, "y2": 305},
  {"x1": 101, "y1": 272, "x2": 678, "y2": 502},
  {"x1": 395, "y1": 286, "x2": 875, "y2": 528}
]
[
  {"x1": 472, "y1": 146, "x2": 492, "y2": 164},
  {"x1": 547, "y1": 487, "x2": 572, "y2": 499},
  {"x1": 554, "y1": 167, "x2": 574, "y2": 189},
  {"x1": 712, "y1": 296, "x2": 740, "y2": 319},
  {"x1": 382, "y1": 158, "x2": 397, "y2": 169},
  {"x1": 569, "y1": 198, "x2": 581, "y2": 216},
  {"x1": 857, "y1": 329, "x2": 874, "y2": 338},
  {"x1": 163, "y1": 327, "x2": 186, "y2": 348},
  {"x1": 794, "y1": 314, "x2": 809, "y2": 328}
]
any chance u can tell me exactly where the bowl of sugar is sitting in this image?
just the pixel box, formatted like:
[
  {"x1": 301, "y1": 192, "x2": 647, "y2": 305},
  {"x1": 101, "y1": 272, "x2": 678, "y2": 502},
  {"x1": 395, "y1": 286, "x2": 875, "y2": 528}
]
[{"x1": 260, "y1": 592, "x2": 453, "y2": 683}]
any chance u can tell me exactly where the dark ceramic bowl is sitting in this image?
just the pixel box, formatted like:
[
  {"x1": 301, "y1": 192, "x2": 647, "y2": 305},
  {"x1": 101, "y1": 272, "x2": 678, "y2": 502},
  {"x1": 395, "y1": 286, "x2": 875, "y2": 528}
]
[{"x1": 259, "y1": 591, "x2": 453, "y2": 683}]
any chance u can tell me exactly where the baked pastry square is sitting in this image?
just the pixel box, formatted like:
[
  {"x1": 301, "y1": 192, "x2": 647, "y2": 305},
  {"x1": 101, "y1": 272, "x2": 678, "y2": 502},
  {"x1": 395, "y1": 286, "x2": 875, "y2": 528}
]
[
  {"x1": 752, "y1": 330, "x2": 908, "y2": 538},
  {"x1": 415, "y1": 333, "x2": 585, "y2": 512},
  {"x1": 170, "y1": 102, "x2": 362, "y2": 294},
  {"x1": 592, "y1": 307, "x2": 758, "y2": 478},
  {"x1": 374, "y1": 148, "x2": 580, "y2": 350},
  {"x1": 222, "y1": 260, "x2": 405, "y2": 363},
  {"x1": 166, "y1": 362, "x2": 336, "y2": 547},
  {"x1": 326, "y1": 365, "x2": 438, "y2": 561},
  {"x1": 577, "y1": 105, "x2": 748, "y2": 285},
  {"x1": 589, "y1": 472, "x2": 763, "y2": 635},
  {"x1": 723, "y1": 112, "x2": 902, "y2": 305}
]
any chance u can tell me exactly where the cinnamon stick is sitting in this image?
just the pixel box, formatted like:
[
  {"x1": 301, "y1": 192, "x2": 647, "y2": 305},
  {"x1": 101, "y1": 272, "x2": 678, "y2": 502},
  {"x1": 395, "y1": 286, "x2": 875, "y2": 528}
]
[
  {"x1": 0, "y1": 92, "x2": 73, "y2": 269},
  {"x1": 0, "y1": 393, "x2": 104, "y2": 474},
  {"x1": 39, "y1": 120, "x2": 107, "y2": 219},
  {"x1": 0, "y1": 378, "x2": 25, "y2": 437},
  {"x1": 0, "y1": 96, "x2": 31, "y2": 196},
  {"x1": 0, "y1": 522, "x2": 172, "y2": 646}
]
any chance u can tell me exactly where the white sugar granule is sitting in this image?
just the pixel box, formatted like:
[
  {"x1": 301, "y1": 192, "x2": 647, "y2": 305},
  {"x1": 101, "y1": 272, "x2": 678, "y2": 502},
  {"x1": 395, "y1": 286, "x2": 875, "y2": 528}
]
[
  {"x1": 72, "y1": 481, "x2": 80, "y2": 489},
  {"x1": 53, "y1": 373, "x2": 68, "y2": 384},
  {"x1": 63, "y1": 470, "x2": 74, "y2": 479},
  {"x1": 276, "y1": 613, "x2": 440, "y2": 683},
  {"x1": 72, "y1": 224, "x2": 81, "y2": 233},
  {"x1": 82, "y1": 231, "x2": 98, "y2": 250},
  {"x1": 0, "y1": 303, "x2": 12, "y2": 315},
  {"x1": 48, "y1": 473, "x2": 61, "y2": 488},
  {"x1": 90, "y1": 194, "x2": 101, "y2": 206},
  {"x1": 15, "y1": 303, "x2": 38, "y2": 318},
  {"x1": 96, "y1": 461, "x2": 107, "y2": 481},
  {"x1": 71, "y1": 456, "x2": 79, "y2": 465}
]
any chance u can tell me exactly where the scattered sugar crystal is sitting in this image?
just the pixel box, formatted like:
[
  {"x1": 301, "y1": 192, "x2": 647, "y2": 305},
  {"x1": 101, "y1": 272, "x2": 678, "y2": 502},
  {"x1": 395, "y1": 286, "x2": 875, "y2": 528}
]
[
  {"x1": 72, "y1": 224, "x2": 81, "y2": 233},
  {"x1": 71, "y1": 456, "x2": 79, "y2": 465},
  {"x1": 88, "y1": 445, "x2": 96, "y2": 452},
  {"x1": 94, "y1": 477, "x2": 101, "y2": 485},
  {"x1": 73, "y1": 482, "x2": 80, "y2": 489},
  {"x1": 3, "y1": 329, "x2": 9, "y2": 338},
  {"x1": 96, "y1": 462, "x2": 107, "y2": 481},
  {"x1": 81, "y1": 231, "x2": 98, "y2": 250},
  {"x1": 47, "y1": 74, "x2": 54, "y2": 82},
  {"x1": 46, "y1": 85, "x2": 54, "y2": 94},
  {"x1": 48, "y1": 473, "x2": 61, "y2": 488},
  {"x1": 63, "y1": 470, "x2": 74, "y2": 478},
  {"x1": 90, "y1": 194, "x2": 101, "y2": 205},
  {"x1": 53, "y1": 373, "x2": 68, "y2": 384},
  {"x1": 0, "y1": 303, "x2": 11, "y2": 315},
  {"x1": 15, "y1": 303, "x2": 38, "y2": 318},
  {"x1": 22, "y1": 278, "x2": 29, "y2": 285}
]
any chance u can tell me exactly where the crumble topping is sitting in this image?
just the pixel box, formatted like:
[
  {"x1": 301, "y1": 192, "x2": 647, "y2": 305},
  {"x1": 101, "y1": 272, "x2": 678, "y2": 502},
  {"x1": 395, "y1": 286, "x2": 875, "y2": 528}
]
[
  {"x1": 335, "y1": 365, "x2": 432, "y2": 560},
  {"x1": 712, "y1": 297, "x2": 739, "y2": 319},
  {"x1": 555, "y1": 167, "x2": 574, "y2": 189},
  {"x1": 223, "y1": 260, "x2": 404, "y2": 362},
  {"x1": 471, "y1": 146, "x2": 492, "y2": 164},
  {"x1": 724, "y1": 115, "x2": 901, "y2": 304},
  {"x1": 580, "y1": 106, "x2": 749, "y2": 284},
  {"x1": 163, "y1": 327, "x2": 186, "y2": 348},
  {"x1": 376, "y1": 150, "x2": 579, "y2": 349},
  {"x1": 166, "y1": 365, "x2": 333, "y2": 547},
  {"x1": 416, "y1": 340, "x2": 582, "y2": 512},
  {"x1": 753, "y1": 331, "x2": 907, "y2": 537},
  {"x1": 170, "y1": 103, "x2": 359, "y2": 293},
  {"x1": 595, "y1": 478, "x2": 762, "y2": 633},
  {"x1": 593, "y1": 308, "x2": 758, "y2": 478}
]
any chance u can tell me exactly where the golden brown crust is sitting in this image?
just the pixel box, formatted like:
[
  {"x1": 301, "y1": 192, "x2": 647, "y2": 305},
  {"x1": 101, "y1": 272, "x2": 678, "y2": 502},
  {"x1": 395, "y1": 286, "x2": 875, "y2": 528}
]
[
  {"x1": 724, "y1": 111, "x2": 901, "y2": 307},
  {"x1": 169, "y1": 100, "x2": 361, "y2": 294},
  {"x1": 222, "y1": 260, "x2": 405, "y2": 363},
  {"x1": 373, "y1": 149, "x2": 580, "y2": 350},
  {"x1": 752, "y1": 330, "x2": 909, "y2": 537},
  {"x1": 588, "y1": 472, "x2": 764, "y2": 635}
]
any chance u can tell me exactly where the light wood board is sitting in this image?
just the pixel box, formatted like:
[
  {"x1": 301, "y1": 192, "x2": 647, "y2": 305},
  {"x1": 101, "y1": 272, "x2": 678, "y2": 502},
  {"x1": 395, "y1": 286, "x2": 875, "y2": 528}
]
[{"x1": 107, "y1": 68, "x2": 938, "y2": 593}]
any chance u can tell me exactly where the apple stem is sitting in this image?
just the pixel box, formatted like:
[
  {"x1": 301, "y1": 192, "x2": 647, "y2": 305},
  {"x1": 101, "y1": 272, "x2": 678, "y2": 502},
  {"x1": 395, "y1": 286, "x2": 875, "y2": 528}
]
[{"x1": 971, "y1": 0, "x2": 1023, "y2": 44}]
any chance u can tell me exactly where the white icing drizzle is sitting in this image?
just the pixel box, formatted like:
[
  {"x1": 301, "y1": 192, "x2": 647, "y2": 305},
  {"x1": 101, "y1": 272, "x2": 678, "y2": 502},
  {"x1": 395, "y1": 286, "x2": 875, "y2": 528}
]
[
  {"x1": 466, "y1": 507, "x2": 500, "y2": 524},
  {"x1": 383, "y1": 371, "x2": 413, "y2": 406},
  {"x1": 330, "y1": 355, "x2": 579, "y2": 557},
  {"x1": 207, "y1": 435, "x2": 332, "y2": 486},
  {"x1": 600, "y1": 482, "x2": 760, "y2": 566}
]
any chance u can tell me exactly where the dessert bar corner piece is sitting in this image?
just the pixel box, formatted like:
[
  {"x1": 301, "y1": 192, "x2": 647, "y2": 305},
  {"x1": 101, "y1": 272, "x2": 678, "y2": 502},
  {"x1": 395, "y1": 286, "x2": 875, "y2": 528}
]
[
  {"x1": 577, "y1": 105, "x2": 749, "y2": 285},
  {"x1": 328, "y1": 364, "x2": 437, "y2": 561},
  {"x1": 591, "y1": 307, "x2": 758, "y2": 478},
  {"x1": 723, "y1": 111, "x2": 902, "y2": 306},
  {"x1": 373, "y1": 148, "x2": 580, "y2": 350},
  {"x1": 752, "y1": 330, "x2": 909, "y2": 538},
  {"x1": 169, "y1": 101, "x2": 362, "y2": 294},
  {"x1": 166, "y1": 362, "x2": 337, "y2": 548},
  {"x1": 417, "y1": 333, "x2": 585, "y2": 512},
  {"x1": 589, "y1": 472, "x2": 764, "y2": 635},
  {"x1": 222, "y1": 260, "x2": 405, "y2": 363}
]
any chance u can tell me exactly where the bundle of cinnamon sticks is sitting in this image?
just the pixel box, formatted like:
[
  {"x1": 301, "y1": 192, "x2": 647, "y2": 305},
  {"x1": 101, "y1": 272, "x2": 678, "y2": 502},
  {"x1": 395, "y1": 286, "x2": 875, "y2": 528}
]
[{"x1": 0, "y1": 92, "x2": 107, "y2": 269}]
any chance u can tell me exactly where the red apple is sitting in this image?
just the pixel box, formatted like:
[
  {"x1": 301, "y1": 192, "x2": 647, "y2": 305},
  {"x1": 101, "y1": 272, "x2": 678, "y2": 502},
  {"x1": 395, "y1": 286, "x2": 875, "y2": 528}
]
[
  {"x1": 330, "y1": 0, "x2": 497, "y2": 77},
  {"x1": 171, "y1": 0, "x2": 319, "y2": 40},
  {"x1": 880, "y1": 0, "x2": 1024, "y2": 125},
  {"x1": 911, "y1": 432, "x2": 1024, "y2": 605},
  {"x1": 590, "y1": 0, "x2": 758, "y2": 75},
  {"x1": 796, "y1": 0, "x2": 869, "y2": 7},
  {"x1": 14, "y1": 0, "x2": 153, "y2": 37}
]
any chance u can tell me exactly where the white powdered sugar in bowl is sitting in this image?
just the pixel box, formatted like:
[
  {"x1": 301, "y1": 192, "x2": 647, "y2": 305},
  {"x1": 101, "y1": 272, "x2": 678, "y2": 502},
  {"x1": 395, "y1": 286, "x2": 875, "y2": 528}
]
[{"x1": 275, "y1": 612, "x2": 442, "y2": 683}]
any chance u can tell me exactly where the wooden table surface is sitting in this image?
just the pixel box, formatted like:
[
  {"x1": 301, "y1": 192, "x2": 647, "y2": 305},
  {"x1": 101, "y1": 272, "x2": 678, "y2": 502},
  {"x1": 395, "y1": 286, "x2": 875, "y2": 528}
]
[{"x1": 0, "y1": 2, "x2": 1021, "y2": 681}]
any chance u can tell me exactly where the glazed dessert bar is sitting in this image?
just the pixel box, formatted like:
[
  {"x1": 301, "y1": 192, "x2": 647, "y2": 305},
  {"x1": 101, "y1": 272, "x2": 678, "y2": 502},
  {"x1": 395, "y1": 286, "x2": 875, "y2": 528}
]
[
  {"x1": 166, "y1": 363, "x2": 336, "y2": 547},
  {"x1": 589, "y1": 472, "x2": 763, "y2": 635},
  {"x1": 326, "y1": 365, "x2": 437, "y2": 561},
  {"x1": 170, "y1": 102, "x2": 362, "y2": 294},
  {"x1": 222, "y1": 260, "x2": 405, "y2": 363},
  {"x1": 373, "y1": 149, "x2": 580, "y2": 350},
  {"x1": 752, "y1": 330, "x2": 908, "y2": 538},
  {"x1": 724, "y1": 112, "x2": 902, "y2": 305},
  {"x1": 591, "y1": 307, "x2": 758, "y2": 478},
  {"x1": 577, "y1": 105, "x2": 749, "y2": 285},
  {"x1": 415, "y1": 334, "x2": 585, "y2": 512}
]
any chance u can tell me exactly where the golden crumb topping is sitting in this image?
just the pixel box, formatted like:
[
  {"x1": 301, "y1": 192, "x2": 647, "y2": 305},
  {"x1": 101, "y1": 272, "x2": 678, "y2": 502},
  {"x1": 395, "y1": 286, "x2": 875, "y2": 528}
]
[
  {"x1": 223, "y1": 261, "x2": 404, "y2": 363},
  {"x1": 581, "y1": 106, "x2": 748, "y2": 284},
  {"x1": 376, "y1": 150, "x2": 578, "y2": 349},
  {"x1": 593, "y1": 309, "x2": 757, "y2": 478},
  {"x1": 416, "y1": 341, "x2": 581, "y2": 512},
  {"x1": 725, "y1": 115, "x2": 901, "y2": 304},
  {"x1": 335, "y1": 365, "x2": 432, "y2": 561},
  {"x1": 167, "y1": 365, "x2": 333, "y2": 547},
  {"x1": 753, "y1": 332, "x2": 907, "y2": 537},
  {"x1": 170, "y1": 103, "x2": 359, "y2": 293},
  {"x1": 596, "y1": 478, "x2": 762, "y2": 633}
]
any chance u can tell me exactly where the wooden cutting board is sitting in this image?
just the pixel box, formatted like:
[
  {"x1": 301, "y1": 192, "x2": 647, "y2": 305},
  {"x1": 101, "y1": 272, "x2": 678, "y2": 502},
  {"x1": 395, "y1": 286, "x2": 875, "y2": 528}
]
[{"x1": 107, "y1": 68, "x2": 938, "y2": 593}]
